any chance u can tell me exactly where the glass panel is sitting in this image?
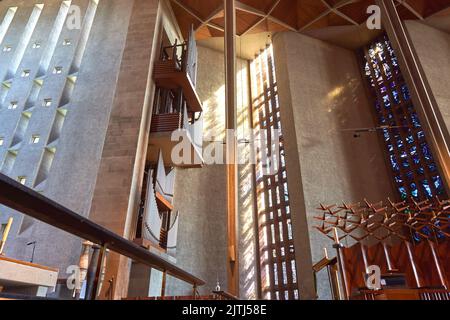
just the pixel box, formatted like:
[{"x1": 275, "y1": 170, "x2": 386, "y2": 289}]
[{"x1": 361, "y1": 35, "x2": 447, "y2": 202}]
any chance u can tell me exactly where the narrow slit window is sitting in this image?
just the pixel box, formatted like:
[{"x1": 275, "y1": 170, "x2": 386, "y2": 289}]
[
  {"x1": 53, "y1": 66, "x2": 63, "y2": 74},
  {"x1": 18, "y1": 176, "x2": 27, "y2": 185},
  {"x1": 3, "y1": 46, "x2": 12, "y2": 52},
  {"x1": 8, "y1": 101, "x2": 18, "y2": 110},
  {"x1": 21, "y1": 70, "x2": 31, "y2": 77},
  {"x1": 43, "y1": 98, "x2": 52, "y2": 107},
  {"x1": 360, "y1": 35, "x2": 447, "y2": 201},
  {"x1": 31, "y1": 135, "x2": 40, "y2": 144}
]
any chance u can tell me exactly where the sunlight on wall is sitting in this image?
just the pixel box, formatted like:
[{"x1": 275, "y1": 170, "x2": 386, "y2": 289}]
[{"x1": 198, "y1": 47, "x2": 258, "y2": 299}]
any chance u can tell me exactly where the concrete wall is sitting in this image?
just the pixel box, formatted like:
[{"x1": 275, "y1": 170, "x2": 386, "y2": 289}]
[
  {"x1": 88, "y1": 0, "x2": 162, "y2": 299},
  {"x1": 166, "y1": 46, "x2": 258, "y2": 299},
  {"x1": 406, "y1": 21, "x2": 450, "y2": 139},
  {"x1": 0, "y1": 0, "x2": 132, "y2": 281},
  {"x1": 272, "y1": 32, "x2": 395, "y2": 299}
]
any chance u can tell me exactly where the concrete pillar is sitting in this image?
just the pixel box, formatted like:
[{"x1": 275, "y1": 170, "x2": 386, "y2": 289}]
[{"x1": 88, "y1": 0, "x2": 162, "y2": 299}]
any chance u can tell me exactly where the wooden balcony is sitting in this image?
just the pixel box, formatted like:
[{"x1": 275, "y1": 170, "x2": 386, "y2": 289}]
[
  {"x1": 153, "y1": 59, "x2": 202, "y2": 113},
  {"x1": 148, "y1": 113, "x2": 203, "y2": 168}
]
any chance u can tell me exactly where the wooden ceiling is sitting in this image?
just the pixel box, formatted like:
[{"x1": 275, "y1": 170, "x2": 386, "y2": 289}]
[{"x1": 169, "y1": 0, "x2": 450, "y2": 40}]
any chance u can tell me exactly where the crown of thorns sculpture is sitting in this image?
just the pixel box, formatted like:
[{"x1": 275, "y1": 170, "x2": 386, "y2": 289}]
[{"x1": 314, "y1": 197, "x2": 450, "y2": 246}]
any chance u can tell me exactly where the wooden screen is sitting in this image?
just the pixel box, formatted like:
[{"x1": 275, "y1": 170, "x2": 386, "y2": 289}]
[
  {"x1": 250, "y1": 45, "x2": 299, "y2": 300},
  {"x1": 361, "y1": 35, "x2": 447, "y2": 203}
]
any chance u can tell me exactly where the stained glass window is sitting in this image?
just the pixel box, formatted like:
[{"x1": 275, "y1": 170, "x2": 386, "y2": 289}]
[{"x1": 361, "y1": 35, "x2": 447, "y2": 202}]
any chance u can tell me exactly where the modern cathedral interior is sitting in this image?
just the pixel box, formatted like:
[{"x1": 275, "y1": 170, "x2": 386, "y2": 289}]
[{"x1": 0, "y1": 0, "x2": 449, "y2": 301}]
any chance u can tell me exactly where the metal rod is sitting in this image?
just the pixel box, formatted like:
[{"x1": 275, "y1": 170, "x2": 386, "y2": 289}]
[
  {"x1": 92, "y1": 244, "x2": 108, "y2": 300},
  {"x1": 428, "y1": 240, "x2": 448, "y2": 289},
  {"x1": 382, "y1": 243, "x2": 395, "y2": 272},
  {"x1": 334, "y1": 243, "x2": 350, "y2": 300},
  {"x1": 85, "y1": 245, "x2": 100, "y2": 300},
  {"x1": 404, "y1": 241, "x2": 423, "y2": 288}
]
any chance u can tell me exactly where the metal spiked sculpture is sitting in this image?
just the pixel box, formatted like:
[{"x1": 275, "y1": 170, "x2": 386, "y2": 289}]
[{"x1": 314, "y1": 197, "x2": 450, "y2": 246}]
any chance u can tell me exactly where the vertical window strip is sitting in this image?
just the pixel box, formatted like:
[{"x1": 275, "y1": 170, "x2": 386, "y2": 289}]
[
  {"x1": 250, "y1": 45, "x2": 299, "y2": 300},
  {"x1": 361, "y1": 35, "x2": 447, "y2": 202}
]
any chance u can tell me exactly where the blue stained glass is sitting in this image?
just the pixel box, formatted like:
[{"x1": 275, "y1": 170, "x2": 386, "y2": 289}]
[
  {"x1": 383, "y1": 95, "x2": 391, "y2": 109},
  {"x1": 401, "y1": 85, "x2": 410, "y2": 100},
  {"x1": 402, "y1": 159, "x2": 410, "y2": 168},
  {"x1": 411, "y1": 113, "x2": 421, "y2": 128},
  {"x1": 383, "y1": 63, "x2": 392, "y2": 78},
  {"x1": 421, "y1": 180, "x2": 433, "y2": 198},
  {"x1": 433, "y1": 176, "x2": 444, "y2": 194},
  {"x1": 399, "y1": 186, "x2": 408, "y2": 200},
  {"x1": 383, "y1": 130, "x2": 391, "y2": 142},
  {"x1": 406, "y1": 135, "x2": 414, "y2": 144},
  {"x1": 413, "y1": 232, "x2": 421, "y2": 242},
  {"x1": 422, "y1": 143, "x2": 433, "y2": 161},
  {"x1": 365, "y1": 63, "x2": 371, "y2": 77},
  {"x1": 406, "y1": 171, "x2": 414, "y2": 181},
  {"x1": 390, "y1": 154, "x2": 400, "y2": 171},
  {"x1": 392, "y1": 57, "x2": 399, "y2": 67},
  {"x1": 435, "y1": 221, "x2": 445, "y2": 239},
  {"x1": 365, "y1": 38, "x2": 446, "y2": 202},
  {"x1": 392, "y1": 90, "x2": 400, "y2": 104},
  {"x1": 411, "y1": 183, "x2": 419, "y2": 198},
  {"x1": 422, "y1": 226, "x2": 432, "y2": 236}
]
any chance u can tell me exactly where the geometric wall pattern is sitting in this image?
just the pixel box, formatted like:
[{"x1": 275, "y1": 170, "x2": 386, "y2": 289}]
[{"x1": 0, "y1": 0, "x2": 98, "y2": 194}]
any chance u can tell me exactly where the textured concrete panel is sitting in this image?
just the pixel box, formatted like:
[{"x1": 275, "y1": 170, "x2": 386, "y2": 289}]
[
  {"x1": 0, "y1": 0, "x2": 133, "y2": 283},
  {"x1": 273, "y1": 32, "x2": 395, "y2": 299},
  {"x1": 166, "y1": 46, "x2": 258, "y2": 299},
  {"x1": 406, "y1": 21, "x2": 450, "y2": 136},
  {"x1": 88, "y1": 0, "x2": 161, "y2": 300}
]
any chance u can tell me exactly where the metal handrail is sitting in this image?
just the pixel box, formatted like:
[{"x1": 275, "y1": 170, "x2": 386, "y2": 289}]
[{"x1": 0, "y1": 173, "x2": 205, "y2": 287}]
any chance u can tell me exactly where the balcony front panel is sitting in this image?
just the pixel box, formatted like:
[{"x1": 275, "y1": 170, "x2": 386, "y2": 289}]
[{"x1": 153, "y1": 61, "x2": 203, "y2": 113}]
